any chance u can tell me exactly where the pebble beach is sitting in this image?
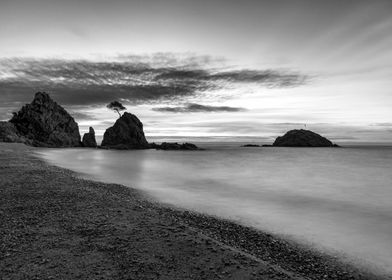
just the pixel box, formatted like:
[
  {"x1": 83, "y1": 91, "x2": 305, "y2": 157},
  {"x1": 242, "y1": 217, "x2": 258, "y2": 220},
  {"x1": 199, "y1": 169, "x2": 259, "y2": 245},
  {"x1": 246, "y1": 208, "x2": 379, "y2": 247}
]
[{"x1": 0, "y1": 143, "x2": 388, "y2": 280}]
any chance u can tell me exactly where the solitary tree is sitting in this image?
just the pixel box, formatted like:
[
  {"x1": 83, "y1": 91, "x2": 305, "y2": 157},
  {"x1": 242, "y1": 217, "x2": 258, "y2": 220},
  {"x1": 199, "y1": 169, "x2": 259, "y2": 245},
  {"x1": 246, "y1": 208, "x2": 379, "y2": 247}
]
[{"x1": 107, "y1": 101, "x2": 126, "y2": 117}]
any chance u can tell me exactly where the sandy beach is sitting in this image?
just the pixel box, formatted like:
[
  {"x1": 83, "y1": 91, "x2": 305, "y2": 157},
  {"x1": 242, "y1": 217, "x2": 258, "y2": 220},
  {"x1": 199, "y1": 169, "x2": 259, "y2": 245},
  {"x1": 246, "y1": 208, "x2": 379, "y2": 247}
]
[{"x1": 0, "y1": 143, "x2": 388, "y2": 280}]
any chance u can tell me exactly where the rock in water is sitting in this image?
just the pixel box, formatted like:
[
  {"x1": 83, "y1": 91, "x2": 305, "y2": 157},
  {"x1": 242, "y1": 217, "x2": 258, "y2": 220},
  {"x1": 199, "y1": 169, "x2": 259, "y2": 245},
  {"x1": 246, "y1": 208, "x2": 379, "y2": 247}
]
[
  {"x1": 0, "y1": 122, "x2": 30, "y2": 144},
  {"x1": 273, "y1": 129, "x2": 337, "y2": 147},
  {"x1": 101, "y1": 112, "x2": 149, "y2": 149},
  {"x1": 82, "y1": 127, "x2": 97, "y2": 147},
  {"x1": 9, "y1": 92, "x2": 81, "y2": 147},
  {"x1": 150, "y1": 142, "x2": 201, "y2": 150},
  {"x1": 241, "y1": 144, "x2": 261, "y2": 147}
]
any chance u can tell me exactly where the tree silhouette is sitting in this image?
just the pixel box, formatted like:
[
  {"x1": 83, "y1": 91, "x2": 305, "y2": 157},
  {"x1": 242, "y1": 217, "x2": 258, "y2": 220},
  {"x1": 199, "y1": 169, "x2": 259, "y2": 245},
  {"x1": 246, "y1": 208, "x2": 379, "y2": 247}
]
[{"x1": 107, "y1": 101, "x2": 126, "y2": 117}]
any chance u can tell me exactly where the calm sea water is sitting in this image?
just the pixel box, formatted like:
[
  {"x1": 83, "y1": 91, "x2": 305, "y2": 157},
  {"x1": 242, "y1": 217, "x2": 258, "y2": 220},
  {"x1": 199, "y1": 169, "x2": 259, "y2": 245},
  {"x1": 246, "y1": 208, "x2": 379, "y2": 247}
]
[{"x1": 36, "y1": 144, "x2": 392, "y2": 274}]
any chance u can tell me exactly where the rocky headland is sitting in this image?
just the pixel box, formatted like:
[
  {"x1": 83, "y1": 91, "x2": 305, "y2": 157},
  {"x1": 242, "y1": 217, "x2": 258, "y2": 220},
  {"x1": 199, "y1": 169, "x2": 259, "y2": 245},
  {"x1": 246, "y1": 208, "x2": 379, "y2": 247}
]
[{"x1": 8, "y1": 92, "x2": 81, "y2": 147}]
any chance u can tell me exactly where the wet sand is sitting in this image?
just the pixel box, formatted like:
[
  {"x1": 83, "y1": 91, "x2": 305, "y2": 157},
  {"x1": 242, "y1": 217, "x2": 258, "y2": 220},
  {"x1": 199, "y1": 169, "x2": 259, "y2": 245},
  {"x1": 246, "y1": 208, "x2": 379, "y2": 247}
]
[{"x1": 0, "y1": 143, "x2": 388, "y2": 279}]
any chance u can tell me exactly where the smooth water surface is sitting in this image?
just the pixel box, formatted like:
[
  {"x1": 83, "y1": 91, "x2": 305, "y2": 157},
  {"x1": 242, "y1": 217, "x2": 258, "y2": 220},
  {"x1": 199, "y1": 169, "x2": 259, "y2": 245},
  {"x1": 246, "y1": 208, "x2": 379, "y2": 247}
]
[{"x1": 36, "y1": 145, "x2": 392, "y2": 274}]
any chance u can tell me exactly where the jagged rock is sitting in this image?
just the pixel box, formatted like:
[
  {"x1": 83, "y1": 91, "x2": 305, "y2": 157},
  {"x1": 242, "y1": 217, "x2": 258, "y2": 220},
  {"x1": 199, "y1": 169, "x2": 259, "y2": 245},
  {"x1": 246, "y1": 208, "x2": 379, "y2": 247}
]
[
  {"x1": 82, "y1": 127, "x2": 97, "y2": 148},
  {"x1": 273, "y1": 129, "x2": 337, "y2": 147},
  {"x1": 0, "y1": 122, "x2": 30, "y2": 144},
  {"x1": 9, "y1": 92, "x2": 81, "y2": 147},
  {"x1": 150, "y1": 142, "x2": 201, "y2": 150},
  {"x1": 101, "y1": 112, "x2": 149, "y2": 149}
]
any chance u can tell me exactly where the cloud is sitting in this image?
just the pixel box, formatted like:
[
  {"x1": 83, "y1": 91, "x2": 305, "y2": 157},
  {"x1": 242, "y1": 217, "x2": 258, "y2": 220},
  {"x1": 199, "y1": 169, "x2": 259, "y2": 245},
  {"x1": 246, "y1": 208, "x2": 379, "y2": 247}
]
[
  {"x1": 67, "y1": 111, "x2": 98, "y2": 121},
  {"x1": 154, "y1": 69, "x2": 306, "y2": 87},
  {"x1": 152, "y1": 103, "x2": 246, "y2": 113},
  {"x1": 0, "y1": 54, "x2": 307, "y2": 109},
  {"x1": 209, "y1": 70, "x2": 306, "y2": 87}
]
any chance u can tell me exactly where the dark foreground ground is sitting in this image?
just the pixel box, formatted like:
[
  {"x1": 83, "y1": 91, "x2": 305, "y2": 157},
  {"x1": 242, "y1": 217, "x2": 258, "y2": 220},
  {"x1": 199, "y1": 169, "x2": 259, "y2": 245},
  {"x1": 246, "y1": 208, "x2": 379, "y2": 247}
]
[{"x1": 0, "y1": 143, "x2": 389, "y2": 280}]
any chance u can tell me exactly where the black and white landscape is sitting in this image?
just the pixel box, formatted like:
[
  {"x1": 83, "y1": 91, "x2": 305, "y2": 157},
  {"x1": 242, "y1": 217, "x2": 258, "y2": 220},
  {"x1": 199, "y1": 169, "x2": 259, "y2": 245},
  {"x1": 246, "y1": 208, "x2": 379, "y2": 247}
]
[{"x1": 1, "y1": 0, "x2": 392, "y2": 279}]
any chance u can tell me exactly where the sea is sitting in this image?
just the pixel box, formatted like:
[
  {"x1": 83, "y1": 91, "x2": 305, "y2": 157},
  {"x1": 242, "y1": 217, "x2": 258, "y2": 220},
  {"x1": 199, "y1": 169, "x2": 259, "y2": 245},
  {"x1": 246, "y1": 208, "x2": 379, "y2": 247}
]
[{"x1": 36, "y1": 141, "x2": 392, "y2": 275}]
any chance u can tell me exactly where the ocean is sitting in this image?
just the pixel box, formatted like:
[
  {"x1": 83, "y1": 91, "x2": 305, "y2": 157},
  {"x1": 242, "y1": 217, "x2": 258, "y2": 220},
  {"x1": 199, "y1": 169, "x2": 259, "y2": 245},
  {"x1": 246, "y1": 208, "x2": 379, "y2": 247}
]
[{"x1": 36, "y1": 144, "x2": 392, "y2": 274}]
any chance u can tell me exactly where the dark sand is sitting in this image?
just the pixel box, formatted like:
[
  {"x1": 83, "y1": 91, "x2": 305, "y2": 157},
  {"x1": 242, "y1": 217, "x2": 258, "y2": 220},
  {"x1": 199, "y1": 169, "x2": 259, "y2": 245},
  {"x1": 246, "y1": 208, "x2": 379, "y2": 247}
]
[{"x1": 0, "y1": 143, "x2": 388, "y2": 280}]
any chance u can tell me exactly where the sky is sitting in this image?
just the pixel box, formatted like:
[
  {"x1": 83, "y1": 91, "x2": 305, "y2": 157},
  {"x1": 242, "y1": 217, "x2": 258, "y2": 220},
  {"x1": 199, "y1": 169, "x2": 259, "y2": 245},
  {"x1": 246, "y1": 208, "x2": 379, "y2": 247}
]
[{"x1": 1, "y1": 0, "x2": 392, "y2": 143}]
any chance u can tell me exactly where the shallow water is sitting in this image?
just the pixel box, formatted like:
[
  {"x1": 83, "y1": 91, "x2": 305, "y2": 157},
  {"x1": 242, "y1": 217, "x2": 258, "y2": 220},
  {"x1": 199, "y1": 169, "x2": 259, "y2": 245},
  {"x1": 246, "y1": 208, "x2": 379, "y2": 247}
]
[{"x1": 36, "y1": 145, "x2": 392, "y2": 274}]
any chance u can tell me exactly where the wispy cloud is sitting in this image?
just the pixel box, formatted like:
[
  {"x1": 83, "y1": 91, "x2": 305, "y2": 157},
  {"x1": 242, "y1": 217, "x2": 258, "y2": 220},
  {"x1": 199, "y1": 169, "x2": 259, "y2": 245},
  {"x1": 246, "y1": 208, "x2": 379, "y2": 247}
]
[
  {"x1": 0, "y1": 54, "x2": 307, "y2": 108},
  {"x1": 152, "y1": 103, "x2": 246, "y2": 113},
  {"x1": 209, "y1": 70, "x2": 306, "y2": 87}
]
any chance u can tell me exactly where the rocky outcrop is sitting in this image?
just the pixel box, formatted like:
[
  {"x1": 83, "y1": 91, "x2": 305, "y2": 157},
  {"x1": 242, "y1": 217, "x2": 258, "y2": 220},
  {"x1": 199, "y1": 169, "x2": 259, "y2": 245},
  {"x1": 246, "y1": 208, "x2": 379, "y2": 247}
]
[
  {"x1": 101, "y1": 112, "x2": 149, "y2": 149},
  {"x1": 9, "y1": 92, "x2": 81, "y2": 147},
  {"x1": 273, "y1": 129, "x2": 337, "y2": 147},
  {"x1": 82, "y1": 127, "x2": 97, "y2": 148},
  {"x1": 150, "y1": 142, "x2": 201, "y2": 150},
  {"x1": 0, "y1": 122, "x2": 31, "y2": 144}
]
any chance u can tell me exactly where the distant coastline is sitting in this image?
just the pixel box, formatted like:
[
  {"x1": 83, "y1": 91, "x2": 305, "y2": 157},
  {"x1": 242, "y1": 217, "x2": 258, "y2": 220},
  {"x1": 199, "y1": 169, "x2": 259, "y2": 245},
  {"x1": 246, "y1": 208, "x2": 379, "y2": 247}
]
[{"x1": 144, "y1": 136, "x2": 392, "y2": 147}]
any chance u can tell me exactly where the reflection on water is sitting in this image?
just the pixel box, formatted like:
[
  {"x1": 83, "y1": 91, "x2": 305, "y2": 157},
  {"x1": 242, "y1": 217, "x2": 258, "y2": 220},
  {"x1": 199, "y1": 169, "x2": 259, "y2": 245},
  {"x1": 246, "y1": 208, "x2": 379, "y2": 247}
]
[{"x1": 36, "y1": 145, "x2": 392, "y2": 274}]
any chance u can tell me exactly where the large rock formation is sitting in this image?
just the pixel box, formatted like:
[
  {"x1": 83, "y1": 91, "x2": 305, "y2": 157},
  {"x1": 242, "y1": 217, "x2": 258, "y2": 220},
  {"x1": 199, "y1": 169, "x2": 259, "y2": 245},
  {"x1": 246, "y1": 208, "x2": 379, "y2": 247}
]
[
  {"x1": 273, "y1": 129, "x2": 337, "y2": 147},
  {"x1": 9, "y1": 92, "x2": 81, "y2": 147},
  {"x1": 0, "y1": 122, "x2": 30, "y2": 144},
  {"x1": 101, "y1": 112, "x2": 149, "y2": 149},
  {"x1": 82, "y1": 127, "x2": 97, "y2": 148}
]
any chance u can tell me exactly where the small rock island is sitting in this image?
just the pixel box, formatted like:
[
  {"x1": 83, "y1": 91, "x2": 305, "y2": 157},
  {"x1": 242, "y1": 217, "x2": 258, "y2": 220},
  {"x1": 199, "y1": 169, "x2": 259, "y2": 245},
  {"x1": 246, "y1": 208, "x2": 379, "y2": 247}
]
[
  {"x1": 272, "y1": 129, "x2": 339, "y2": 147},
  {"x1": 101, "y1": 112, "x2": 150, "y2": 149}
]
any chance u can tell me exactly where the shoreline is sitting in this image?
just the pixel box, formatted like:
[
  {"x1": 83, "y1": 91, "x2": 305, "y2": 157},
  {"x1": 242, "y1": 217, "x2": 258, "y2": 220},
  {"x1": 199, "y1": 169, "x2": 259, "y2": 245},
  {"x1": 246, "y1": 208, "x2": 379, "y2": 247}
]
[{"x1": 0, "y1": 143, "x2": 389, "y2": 279}]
